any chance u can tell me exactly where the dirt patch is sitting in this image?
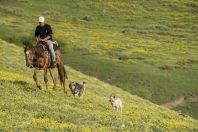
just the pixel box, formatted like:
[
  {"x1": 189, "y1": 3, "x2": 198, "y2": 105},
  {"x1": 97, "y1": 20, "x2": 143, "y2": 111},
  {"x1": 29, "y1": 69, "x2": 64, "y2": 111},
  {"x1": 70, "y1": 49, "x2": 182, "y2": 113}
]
[{"x1": 162, "y1": 95, "x2": 198, "y2": 108}]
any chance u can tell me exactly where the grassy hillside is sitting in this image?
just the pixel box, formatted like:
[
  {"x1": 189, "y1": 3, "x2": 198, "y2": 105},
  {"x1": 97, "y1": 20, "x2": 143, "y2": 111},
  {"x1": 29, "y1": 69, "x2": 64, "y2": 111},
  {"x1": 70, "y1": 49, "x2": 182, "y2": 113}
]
[
  {"x1": 0, "y1": 39, "x2": 198, "y2": 131},
  {"x1": 0, "y1": 0, "x2": 197, "y2": 118},
  {"x1": 173, "y1": 102, "x2": 198, "y2": 120}
]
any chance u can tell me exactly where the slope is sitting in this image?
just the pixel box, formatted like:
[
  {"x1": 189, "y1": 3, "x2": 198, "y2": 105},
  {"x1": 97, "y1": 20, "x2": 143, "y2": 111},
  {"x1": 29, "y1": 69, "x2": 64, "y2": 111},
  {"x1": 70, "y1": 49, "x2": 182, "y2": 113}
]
[
  {"x1": 0, "y1": 0, "x2": 197, "y2": 119},
  {"x1": 0, "y1": 40, "x2": 198, "y2": 131}
]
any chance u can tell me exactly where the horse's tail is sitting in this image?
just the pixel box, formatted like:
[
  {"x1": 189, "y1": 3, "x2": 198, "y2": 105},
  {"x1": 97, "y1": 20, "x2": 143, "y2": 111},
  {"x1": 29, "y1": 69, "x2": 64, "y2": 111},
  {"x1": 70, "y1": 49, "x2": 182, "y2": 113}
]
[{"x1": 57, "y1": 62, "x2": 68, "y2": 85}]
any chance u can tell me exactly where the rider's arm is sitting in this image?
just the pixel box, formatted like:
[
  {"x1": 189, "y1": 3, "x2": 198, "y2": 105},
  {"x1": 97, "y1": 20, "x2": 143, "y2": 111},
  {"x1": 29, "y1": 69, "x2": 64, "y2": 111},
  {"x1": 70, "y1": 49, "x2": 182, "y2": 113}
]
[
  {"x1": 42, "y1": 36, "x2": 51, "y2": 41},
  {"x1": 44, "y1": 24, "x2": 52, "y2": 41},
  {"x1": 35, "y1": 27, "x2": 40, "y2": 44},
  {"x1": 35, "y1": 26, "x2": 39, "y2": 38},
  {"x1": 36, "y1": 36, "x2": 41, "y2": 41},
  {"x1": 35, "y1": 26, "x2": 41, "y2": 41}
]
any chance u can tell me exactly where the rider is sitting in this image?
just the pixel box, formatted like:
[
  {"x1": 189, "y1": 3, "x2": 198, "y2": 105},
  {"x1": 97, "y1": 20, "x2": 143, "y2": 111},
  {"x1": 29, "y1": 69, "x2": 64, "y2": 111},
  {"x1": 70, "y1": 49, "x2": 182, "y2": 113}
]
[{"x1": 35, "y1": 16, "x2": 56, "y2": 66}]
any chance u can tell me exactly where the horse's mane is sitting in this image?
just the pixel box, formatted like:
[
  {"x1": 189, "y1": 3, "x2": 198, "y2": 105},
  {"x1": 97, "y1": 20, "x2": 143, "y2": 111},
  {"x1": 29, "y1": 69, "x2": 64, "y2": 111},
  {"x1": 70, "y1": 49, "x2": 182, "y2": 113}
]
[
  {"x1": 23, "y1": 40, "x2": 34, "y2": 50},
  {"x1": 34, "y1": 42, "x2": 47, "y2": 57}
]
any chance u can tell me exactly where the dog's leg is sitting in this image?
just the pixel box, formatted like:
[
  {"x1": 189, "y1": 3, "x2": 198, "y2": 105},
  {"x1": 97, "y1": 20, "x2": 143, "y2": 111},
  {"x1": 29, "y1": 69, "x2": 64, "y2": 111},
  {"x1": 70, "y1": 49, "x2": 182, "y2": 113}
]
[
  {"x1": 116, "y1": 107, "x2": 119, "y2": 112},
  {"x1": 113, "y1": 107, "x2": 116, "y2": 111}
]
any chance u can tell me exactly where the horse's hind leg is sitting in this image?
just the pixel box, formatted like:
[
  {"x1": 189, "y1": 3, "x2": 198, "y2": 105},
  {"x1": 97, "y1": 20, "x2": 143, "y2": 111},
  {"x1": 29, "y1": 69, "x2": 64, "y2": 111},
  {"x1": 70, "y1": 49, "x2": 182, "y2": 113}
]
[
  {"x1": 33, "y1": 68, "x2": 42, "y2": 90},
  {"x1": 63, "y1": 79, "x2": 67, "y2": 94},
  {"x1": 49, "y1": 68, "x2": 57, "y2": 91},
  {"x1": 44, "y1": 68, "x2": 48, "y2": 91}
]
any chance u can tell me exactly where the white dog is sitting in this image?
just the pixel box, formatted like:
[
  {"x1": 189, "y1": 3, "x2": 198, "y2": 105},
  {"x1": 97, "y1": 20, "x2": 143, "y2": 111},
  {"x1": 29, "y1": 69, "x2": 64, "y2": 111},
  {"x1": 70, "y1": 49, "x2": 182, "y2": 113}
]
[{"x1": 109, "y1": 94, "x2": 122, "y2": 112}]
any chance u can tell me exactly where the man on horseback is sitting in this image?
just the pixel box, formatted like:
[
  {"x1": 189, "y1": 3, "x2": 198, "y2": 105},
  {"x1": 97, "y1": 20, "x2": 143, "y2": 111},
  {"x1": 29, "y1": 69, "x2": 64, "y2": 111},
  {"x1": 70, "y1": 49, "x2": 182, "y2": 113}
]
[
  {"x1": 35, "y1": 16, "x2": 56, "y2": 67},
  {"x1": 24, "y1": 17, "x2": 67, "y2": 93}
]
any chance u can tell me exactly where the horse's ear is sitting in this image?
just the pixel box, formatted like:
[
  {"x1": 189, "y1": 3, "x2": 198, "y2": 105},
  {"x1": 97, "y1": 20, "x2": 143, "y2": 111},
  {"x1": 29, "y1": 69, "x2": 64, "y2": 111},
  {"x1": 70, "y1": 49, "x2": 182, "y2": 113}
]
[
  {"x1": 22, "y1": 40, "x2": 32, "y2": 47},
  {"x1": 23, "y1": 45, "x2": 26, "y2": 49}
]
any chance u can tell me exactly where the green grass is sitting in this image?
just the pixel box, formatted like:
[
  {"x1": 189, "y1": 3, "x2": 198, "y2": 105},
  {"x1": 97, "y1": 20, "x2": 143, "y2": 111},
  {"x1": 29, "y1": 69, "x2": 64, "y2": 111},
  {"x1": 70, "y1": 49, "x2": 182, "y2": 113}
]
[
  {"x1": 174, "y1": 102, "x2": 198, "y2": 120},
  {"x1": 0, "y1": 39, "x2": 198, "y2": 131},
  {"x1": 0, "y1": 0, "x2": 197, "y2": 118},
  {"x1": 63, "y1": 49, "x2": 198, "y2": 104}
]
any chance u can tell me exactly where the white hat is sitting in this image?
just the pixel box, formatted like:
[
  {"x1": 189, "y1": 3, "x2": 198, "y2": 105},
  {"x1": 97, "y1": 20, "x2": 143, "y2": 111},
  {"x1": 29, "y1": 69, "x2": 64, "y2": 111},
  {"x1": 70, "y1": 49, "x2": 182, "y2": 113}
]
[{"x1": 38, "y1": 16, "x2": 45, "y2": 22}]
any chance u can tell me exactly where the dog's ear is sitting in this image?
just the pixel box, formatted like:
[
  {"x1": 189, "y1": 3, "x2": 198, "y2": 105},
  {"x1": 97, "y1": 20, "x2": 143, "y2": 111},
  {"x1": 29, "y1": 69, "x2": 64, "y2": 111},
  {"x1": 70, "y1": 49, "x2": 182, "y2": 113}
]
[
  {"x1": 110, "y1": 94, "x2": 114, "y2": 97},
  {"x1": 71, "y1": 85, "x2": 76, "y2": 90}
]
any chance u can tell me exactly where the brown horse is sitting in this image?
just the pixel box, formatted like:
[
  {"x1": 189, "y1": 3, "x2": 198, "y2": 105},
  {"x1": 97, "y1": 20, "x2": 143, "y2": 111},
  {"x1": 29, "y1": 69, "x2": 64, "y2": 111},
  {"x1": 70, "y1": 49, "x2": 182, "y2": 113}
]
[{"x1": 24, "y1": 41, "x2": 68, "y2": 94}]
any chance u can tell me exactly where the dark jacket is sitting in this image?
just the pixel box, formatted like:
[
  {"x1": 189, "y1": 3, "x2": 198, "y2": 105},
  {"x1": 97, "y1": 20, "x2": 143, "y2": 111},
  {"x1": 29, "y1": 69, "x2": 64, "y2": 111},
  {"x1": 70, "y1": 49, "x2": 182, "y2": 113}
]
[{"x1": 35, "y1": 23, "x2": 53, "y2": 40}]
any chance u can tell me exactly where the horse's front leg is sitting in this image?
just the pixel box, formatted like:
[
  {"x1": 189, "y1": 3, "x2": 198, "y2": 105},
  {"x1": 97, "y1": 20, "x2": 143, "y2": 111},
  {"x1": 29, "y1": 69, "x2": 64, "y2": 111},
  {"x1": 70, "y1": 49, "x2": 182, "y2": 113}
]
[
  {"x1": 49, "y1": 68, "x2": 57, "y2": 91},
  {"x1": 44, "y1": 67, "x2": 48, "y2": 90},
  {"x1": 33, "y1": 68, "x2": 42, "y2": 90}
]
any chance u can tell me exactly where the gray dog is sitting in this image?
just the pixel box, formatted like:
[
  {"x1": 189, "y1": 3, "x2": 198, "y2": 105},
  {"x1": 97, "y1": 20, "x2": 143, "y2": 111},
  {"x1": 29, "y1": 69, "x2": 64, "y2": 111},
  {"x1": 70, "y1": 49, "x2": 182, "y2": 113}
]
[
  {"x1": 69, "y1": 81, "x2": 86, "y2": 97},
  {"x1": 109, "y1": 94, "x2": 122, "y2": 112}
]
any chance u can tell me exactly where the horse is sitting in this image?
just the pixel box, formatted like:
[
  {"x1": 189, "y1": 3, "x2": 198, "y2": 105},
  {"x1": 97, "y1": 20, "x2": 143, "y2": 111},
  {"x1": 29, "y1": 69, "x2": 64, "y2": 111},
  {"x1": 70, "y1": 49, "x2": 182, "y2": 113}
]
[{"x1": 23, "y1": 41, "x2": 68, "y2": 94}]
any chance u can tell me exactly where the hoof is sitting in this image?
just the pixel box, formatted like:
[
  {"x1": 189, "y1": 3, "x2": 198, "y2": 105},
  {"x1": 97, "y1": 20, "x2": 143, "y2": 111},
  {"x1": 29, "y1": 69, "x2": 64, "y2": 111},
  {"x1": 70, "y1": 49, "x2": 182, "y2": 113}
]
[{"x1": 38, "y1": 86, "x2": 42, "y2": 90}]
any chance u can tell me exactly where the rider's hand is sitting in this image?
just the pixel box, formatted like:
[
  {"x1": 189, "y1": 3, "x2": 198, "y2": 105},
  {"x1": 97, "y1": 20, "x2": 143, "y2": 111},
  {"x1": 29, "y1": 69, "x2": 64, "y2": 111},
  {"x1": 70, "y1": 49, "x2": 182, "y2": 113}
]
[
  {"x1": 39, "y1": 38, "x2": 44, "y2": 41},
  {"x1": 42, "y1": 38, "x2": 47, "y2": 42}
]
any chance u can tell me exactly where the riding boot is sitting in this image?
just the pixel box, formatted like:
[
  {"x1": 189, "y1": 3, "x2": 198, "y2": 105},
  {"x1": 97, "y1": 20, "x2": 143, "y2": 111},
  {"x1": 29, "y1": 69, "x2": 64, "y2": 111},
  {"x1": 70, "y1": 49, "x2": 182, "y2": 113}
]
[{"x1": 52, "y1": 60, "x2": 56, "y2": 67}]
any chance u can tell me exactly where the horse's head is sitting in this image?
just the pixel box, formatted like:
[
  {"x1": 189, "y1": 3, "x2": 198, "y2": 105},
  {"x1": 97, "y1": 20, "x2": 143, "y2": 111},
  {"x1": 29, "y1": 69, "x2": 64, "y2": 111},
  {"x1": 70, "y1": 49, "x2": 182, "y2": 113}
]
[{"x1": 24, "y1": 45, "x2": 35, "y2": 68}]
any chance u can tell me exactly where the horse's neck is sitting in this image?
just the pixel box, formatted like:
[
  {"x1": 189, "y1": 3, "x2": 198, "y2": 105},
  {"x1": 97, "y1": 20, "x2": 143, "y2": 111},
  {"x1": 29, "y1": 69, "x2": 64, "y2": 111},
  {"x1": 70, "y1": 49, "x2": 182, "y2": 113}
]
[
  {"x1": 35, "y1": 44, "x2": 48, "y2": 56},
  {"x1": 31, "y1": 47, "x2": 35, "y2": 53},
  {"x1": 37, "y1": 43, "x2": 47, "y2": 50}
]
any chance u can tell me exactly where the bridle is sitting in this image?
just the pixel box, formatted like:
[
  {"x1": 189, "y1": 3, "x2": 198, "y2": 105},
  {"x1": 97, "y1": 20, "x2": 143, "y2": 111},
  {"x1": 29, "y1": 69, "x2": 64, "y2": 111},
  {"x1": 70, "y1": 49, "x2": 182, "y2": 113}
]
[{"x1": 25, "y1": 47, "x2": 35, "y2": 67}]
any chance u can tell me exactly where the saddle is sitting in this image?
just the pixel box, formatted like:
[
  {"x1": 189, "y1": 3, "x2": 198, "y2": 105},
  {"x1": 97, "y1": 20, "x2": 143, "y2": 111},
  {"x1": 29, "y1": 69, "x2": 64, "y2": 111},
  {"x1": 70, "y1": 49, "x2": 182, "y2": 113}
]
[
  {"x1": 40, "y1": 41, "x2": 59, "y2": 51},
  {"x1": 36, "y1": 41, "x2": 59, "y2": 68}
]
